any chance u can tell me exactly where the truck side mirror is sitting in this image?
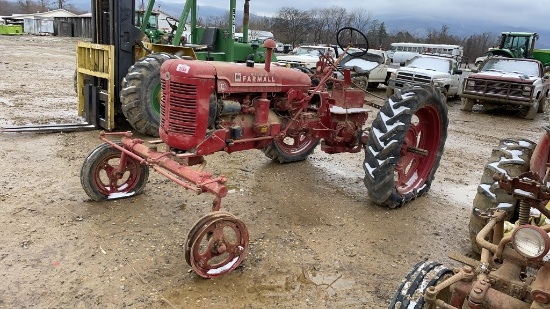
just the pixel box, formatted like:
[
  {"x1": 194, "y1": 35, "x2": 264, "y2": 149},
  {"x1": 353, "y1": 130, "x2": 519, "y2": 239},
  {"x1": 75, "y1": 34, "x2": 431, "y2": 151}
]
[
  {"x1": 400, "y1": 62, "x2": 405, "y2": 67},
  {"x1": 454, "y1": 69, "x2": 463, "y2": 75}
]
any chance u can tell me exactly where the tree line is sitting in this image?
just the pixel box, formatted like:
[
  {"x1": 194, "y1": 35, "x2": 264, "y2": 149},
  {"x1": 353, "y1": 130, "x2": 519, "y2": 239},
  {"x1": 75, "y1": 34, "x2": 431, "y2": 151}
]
[
  {"x1": 0, "y1": 0, "x2": 82, "y2": 16},
  {"x1": 205, "y1": 5, "x2": 499, "y2": 63}
]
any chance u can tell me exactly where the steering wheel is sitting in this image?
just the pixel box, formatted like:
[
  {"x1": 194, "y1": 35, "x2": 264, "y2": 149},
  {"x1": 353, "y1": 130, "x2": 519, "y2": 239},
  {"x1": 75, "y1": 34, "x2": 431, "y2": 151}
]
[
  {"x1": 336, "y1": 27, "x2": 369, "y2": 57},
  {"x1": 166, "y1": 16, "x2": 178, "y2": 32}
]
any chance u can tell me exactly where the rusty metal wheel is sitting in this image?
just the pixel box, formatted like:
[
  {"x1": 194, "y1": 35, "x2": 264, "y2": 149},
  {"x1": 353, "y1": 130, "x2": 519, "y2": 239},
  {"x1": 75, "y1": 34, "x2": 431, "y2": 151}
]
[
  {"x1": 262, "y1": 133, "x2": 320, "y2": 163},
  {"x1": 80, "y1": 142, "x2": 149, "y2": 201},
  {"x1": 364, "y1": 85, "x2": 448, "y2": 208},
  {"x1": 185, "y1": 211, "x2": 249, "y2": 278}
]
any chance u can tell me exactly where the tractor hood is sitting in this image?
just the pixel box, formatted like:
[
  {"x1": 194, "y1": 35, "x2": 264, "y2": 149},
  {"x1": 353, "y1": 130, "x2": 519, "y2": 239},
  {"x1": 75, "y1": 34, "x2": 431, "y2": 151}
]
[
  {"x1": 469, "y1": 71, "x2": 537, "y2": 84},
  {"x1": 161, "y1": 59, "x2": 312, "y2": 94}
]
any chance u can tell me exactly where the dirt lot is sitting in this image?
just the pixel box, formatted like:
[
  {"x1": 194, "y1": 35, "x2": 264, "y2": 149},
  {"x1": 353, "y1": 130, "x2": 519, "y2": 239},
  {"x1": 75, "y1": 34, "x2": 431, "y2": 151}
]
[{"x1": 0, "y1": 35, "x2": 547, "y2": 308}]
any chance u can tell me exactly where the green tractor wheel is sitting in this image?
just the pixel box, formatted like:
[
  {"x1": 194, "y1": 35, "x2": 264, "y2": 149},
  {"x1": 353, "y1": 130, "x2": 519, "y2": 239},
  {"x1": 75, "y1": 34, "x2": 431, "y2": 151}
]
[{"x1": 120, "y1": 52, "x2": 179, "y2": 137}]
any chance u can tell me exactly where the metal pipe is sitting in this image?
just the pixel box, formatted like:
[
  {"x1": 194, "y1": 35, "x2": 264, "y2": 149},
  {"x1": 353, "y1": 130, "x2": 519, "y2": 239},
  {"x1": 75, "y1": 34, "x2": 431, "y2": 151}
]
[{"x1": 242, "y1": 0, "x2": 250, "y2": 44}]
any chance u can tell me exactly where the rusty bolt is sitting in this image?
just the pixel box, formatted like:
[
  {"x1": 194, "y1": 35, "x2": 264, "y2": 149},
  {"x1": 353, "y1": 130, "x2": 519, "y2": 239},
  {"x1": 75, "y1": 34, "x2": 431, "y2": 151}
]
[{"x1": 463, "y1": 266, "x2": 472, "y2": 273}]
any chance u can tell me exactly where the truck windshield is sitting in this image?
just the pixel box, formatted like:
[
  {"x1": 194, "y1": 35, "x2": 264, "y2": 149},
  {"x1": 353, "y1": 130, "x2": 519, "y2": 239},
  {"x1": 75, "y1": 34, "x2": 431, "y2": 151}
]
[
  {"x1": 406, "y1": 57, "x2": 451, "y2": 73},
  {"x1": 481, "y1": 58, "x2": 540, "y2": 76}
]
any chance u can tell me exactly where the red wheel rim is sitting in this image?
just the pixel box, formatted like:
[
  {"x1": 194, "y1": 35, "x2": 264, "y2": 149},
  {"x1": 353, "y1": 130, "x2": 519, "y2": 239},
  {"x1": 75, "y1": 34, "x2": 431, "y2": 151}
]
[
  {"x1": 92, "y1": 153, "x2": 143, "y2": 197},
  {"x1": 275, "y1": 133, "x2": 318, "y2": 156},
  {"x1": 395, "y1": 105, "x2": 441, "y2": 194},
  {"x1": 189, "y1": 215, "x2": 249, "y2": 278}
]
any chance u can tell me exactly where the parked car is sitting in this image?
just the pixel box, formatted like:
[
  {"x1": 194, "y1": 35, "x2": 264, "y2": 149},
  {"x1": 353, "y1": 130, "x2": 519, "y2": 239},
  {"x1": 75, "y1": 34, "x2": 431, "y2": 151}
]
[
  {"x1": 335, "y1": 49, "x2": 390, "y2": 89},
  {"x1": 276, "y1": 45, "x2": 343, "y2": 70},
  {"x1": 460, "y1": 57, "x2": 550, "y2": 119},
  {"x1": 386, "y1": 55, "x2": 463, "y2": 102}
]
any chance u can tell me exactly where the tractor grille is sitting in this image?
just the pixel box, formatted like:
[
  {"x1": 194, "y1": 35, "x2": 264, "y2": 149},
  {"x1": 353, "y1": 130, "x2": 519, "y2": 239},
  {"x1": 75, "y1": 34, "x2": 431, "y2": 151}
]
[
  {"x1": 396, "y1": 72, "x2": 431, "y2": 84},
  {"x1": 161, "y1": 80, "x2": 198, "y2": 135},
  {"x1": 462, "y1": 78, "x2": 533, "y2": 101}
]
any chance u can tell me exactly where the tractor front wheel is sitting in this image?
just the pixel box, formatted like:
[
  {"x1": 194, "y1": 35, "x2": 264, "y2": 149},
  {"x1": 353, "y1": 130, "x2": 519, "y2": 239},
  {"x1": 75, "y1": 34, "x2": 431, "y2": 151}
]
[
  {"x1": 80, "y1": 142, "x2": 149, "y2": 201},
  {"x1": 120, "y1": 52, "x2": 179, "y2": 137},
  {"x1": 364, "y1": 85, "x2": 448, "y2": 208},
  {"x1": 262, "y1": 133, "x2": 320, "y2": 163}
]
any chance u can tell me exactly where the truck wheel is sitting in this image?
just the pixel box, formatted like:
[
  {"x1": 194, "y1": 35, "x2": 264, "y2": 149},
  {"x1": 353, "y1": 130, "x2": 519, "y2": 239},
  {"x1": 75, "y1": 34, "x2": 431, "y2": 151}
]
[
  {"x1": 389, "y1": 260, "x2": 453, "y2": 309},
  {"x1": 367, "y1": 82, "x2": 380, "y2": 89},
  {"x1": 460, "y1": 98, "x2": 474, "y2": 111},
  {"x1": 262, "y1": 134, "x2": 320, "y2": 163},
  {"x1": 468, "y1": 138, "x2": 535, "y2": 253},
  {"x1": 364, "y1": 85, "x2": 448, "y2": 208},
  {"x1": 385, "y1": 86, "x2": 393, "y2": 97},
  {"x1": 120, "y1": 52, "x2": 179, "y2": 137},
  {"x1": 352, "y1": 76, "x2": 368, "y2": 90},
  {"x1": 538, "y1": 93, "x2": 547, "y2": 113},
  {"x1": 80, "y1": 142, "x2": 149, "y2": 201},
  {"x1": 523, "y1": 100, "x2": 539, "y2": 120}
]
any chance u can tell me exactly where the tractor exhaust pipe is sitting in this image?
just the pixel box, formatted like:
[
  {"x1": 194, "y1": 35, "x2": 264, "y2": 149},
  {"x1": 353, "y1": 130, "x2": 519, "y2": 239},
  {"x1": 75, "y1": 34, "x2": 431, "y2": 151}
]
[
  {"x1": 242, "y1": 0, "x2": 250, "y2": 43},
  {"x1": 263, "y1": 39, "x2": 276, "y2": 72}
]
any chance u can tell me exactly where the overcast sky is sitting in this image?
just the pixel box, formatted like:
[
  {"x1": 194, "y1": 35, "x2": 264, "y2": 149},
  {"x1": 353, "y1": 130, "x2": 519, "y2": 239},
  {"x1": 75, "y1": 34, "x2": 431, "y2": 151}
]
[{"x1": 164, "y1": 0, "x2": 548, "y2": 30}]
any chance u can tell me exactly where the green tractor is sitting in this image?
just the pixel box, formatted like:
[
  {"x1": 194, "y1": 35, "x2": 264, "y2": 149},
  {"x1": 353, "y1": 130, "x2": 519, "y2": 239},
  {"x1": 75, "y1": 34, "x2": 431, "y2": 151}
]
[
  {"x1": 134, "y1": 10, "x2": 181, "y2": 45},
  {"x1": 487, "y1": 32, "x2": 550, "y2": 66}
]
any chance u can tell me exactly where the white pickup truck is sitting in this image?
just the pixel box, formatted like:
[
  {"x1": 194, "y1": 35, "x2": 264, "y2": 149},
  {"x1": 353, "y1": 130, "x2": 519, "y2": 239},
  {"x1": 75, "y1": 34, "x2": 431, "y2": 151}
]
[
  {"x1": 336, "y1": 49, "x2": 390, "y2": 89},
  {"x1": 460, "y1": 57, "x2": 550, "y2": 119},
  {"x1": 386, "y1": 55, "x2": 463, "y2": 102},
  {"x1": 276, "y1": 45, "x2": 342, "y2": 70}
]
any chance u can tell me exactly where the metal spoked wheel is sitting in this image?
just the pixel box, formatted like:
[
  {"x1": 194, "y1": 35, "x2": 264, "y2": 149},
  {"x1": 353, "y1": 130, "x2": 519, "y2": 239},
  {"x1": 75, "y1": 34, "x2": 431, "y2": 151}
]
[
  {"x1": 262, "y1": 132, "x2": 320, "y2": 163},
  {"x1": 364, "y1": 85, "x2": 448, "y2": 208},
  {"x1": 185, "y1": 211, "x2": 249, "y2": 278},
  {"x1": 80, "y1": 142, "x2": 149, "y2": 201}
]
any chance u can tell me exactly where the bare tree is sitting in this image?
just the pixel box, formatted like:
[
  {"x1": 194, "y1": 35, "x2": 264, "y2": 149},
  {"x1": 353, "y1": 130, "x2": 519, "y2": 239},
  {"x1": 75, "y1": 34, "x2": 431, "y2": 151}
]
[{"x1": 272, "y1": 7, "x2": 313, "y2": 47}]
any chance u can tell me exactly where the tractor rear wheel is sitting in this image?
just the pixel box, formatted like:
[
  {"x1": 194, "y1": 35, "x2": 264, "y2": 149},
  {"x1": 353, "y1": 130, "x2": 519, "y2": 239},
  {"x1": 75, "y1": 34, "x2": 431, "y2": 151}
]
[
  {"x1": 468, "y1": 138, "x2": 535, "y2": 253},
  {"x1": 389, "y1": 260, "x2": 453, "y2": 309},
  {"x1": 364, "y1": 85, "x2": 448, "y2": 208},
  {"x1": 80, "y1": 142, "x2": 149, "y2": 201},
  {"x1": 262, "y1": 133, "x2": 320, "y2": 163},
  {"x1": 120, "y1": 52, "x2": 179, "y2": 137}
]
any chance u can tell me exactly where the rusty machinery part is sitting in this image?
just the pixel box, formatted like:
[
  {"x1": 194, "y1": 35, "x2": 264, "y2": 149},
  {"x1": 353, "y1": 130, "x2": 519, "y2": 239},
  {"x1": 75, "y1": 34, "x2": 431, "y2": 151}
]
[
  {"x1": 468, "y1": 138, "x2": 535, "y2": 254},
  {"x1": 364, "y1": 85, "x2": 448, "y2": 208},
  {"x1": 120, "y1": 52, "x2": 180, "y2": 137},
  {"x1": 80, "y1": 142, "x2": 150, "y2": 201},
  {"x1": 262, "y1": 134, "x2": 321, "y2": 163},
  {"x1": 185, "y1": 211, "x2": 249, "y2": 278},
  {"x1": 336, "y1": 27, "x2": 368, "y2": 57},
  {"x1": 389, "y1": 260, "x2": 453, "y2": 309}
]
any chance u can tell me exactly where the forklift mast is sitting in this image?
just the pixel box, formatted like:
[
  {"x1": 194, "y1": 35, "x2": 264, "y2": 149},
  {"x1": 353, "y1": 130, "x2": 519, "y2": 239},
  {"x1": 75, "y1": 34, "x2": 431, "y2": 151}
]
[{"x1": 92, "y1": 0, "x2": 142, "y2": 107}]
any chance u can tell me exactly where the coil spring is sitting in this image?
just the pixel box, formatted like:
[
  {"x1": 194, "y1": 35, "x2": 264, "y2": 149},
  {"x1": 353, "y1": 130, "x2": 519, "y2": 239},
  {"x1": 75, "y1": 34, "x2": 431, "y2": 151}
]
[{"x1": 517, "y1": 200, "x2": 531, "y2": 226}]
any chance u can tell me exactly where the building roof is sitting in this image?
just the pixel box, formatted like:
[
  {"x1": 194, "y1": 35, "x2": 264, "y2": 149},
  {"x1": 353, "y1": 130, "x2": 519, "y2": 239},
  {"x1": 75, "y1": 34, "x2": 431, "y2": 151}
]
[{"x1": 6, "y1": 9, "x2": 77, "y2": 20}]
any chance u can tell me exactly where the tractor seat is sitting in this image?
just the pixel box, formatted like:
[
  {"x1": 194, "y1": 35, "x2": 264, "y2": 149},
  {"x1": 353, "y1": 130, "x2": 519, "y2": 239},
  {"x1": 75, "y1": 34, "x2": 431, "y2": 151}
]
[{"x1": 200, "y1": 27, "x2": 218, "y2": 51}]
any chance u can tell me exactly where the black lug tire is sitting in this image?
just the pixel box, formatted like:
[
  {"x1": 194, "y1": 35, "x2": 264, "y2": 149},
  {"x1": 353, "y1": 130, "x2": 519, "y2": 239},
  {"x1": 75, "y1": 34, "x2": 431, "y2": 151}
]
[
  {"x1": 262, "y1": 138, "x2": 320, "y2": 163},
  {"x1": 120, "y1": 52, "x2": 179, "y2": 137},
  {"x1": 364, "y1": 85, "x2": 448, "y2": 208},
  {"x1": 389, "y1": 260, "x2": 453, "y2": 309},
  {"x1": 468, "y1": 138, "x2": 535, "y2": 253},
  {"x1": 80, "y1": 142, "x2": 149, "y2": 201}
]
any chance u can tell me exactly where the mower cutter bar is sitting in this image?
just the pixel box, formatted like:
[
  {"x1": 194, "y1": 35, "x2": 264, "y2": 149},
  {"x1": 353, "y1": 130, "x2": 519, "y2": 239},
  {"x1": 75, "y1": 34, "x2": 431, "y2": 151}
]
[{"x1": 1, "y1": 123, "x2": 96, "y2": 133}]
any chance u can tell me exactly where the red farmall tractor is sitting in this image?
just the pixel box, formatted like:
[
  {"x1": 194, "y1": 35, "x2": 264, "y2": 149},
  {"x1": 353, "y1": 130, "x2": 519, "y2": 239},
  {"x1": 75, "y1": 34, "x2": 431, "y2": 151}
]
[
  {"x1": 80, "y1": 28, "x2": 449, "y2": 278},
  {"x1": 390, "y1": 128, "x2": 550, "y2": 308}
]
